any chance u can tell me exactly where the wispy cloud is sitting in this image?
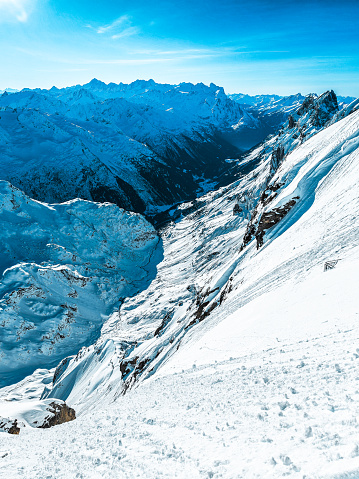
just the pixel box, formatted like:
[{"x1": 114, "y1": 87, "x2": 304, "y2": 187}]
[
  {"x1": 14, "y1": 47, "x2": 174, "y2": 65},
  {"x1": 82, "y1": 58, "x2": 174, "y2": 65},
  {"x1": 129, "y1": 46, "x2": 289, "y2": 60},
  {"x1": 155, "y1": 48, "x2": 214, "y2": 56},
  {"x1": 0, "y1": 0, "x2": 31, "y2": 22},
  {"x1": 96, "y1": 15, "x2": 130, "y2": 34},
  {"x1": 111, "y1": 26, "x2": 140, "y2": 40},
  {"x1": 14, "y1": 44, "x2": 293, "y2": 69},
  {"x1": 88, "y1": 14, "x2": 140, "y2": 40}
]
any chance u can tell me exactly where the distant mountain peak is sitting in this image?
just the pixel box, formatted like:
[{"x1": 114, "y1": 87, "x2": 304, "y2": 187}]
[{"x1": 86, "y1": 78, "x2": 106, "y2": 88}]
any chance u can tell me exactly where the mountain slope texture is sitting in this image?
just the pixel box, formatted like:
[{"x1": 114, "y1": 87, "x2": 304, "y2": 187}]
[{"x1": 0, "y1": 83, "x2": 359, "y2": 479}]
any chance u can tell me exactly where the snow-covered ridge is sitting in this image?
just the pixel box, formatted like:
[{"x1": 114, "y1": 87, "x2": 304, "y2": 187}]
[
  {"x1": 0, "y1": 89, "x2": 18, "y2": 95},
  {"x1": 0, "y1": 181, "x2": 159, "y2": 388},
  {"x1": 228, "y1": 91, "x2": 356, "y2": 151},
  {"x1": 1, "y1": 88, "x2": 359, "y2": 477},
  {"x1": 0, "y1": 397, "x2": 75, "y2": 432},
  {"x1": 36, "y1": 102, "x2": 359, "y2": 412},
  {"x1": 230, "y1": 91, "x2": 355, "y2": 110}
]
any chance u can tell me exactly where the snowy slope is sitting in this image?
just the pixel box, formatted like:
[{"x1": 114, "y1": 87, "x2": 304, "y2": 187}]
[
  {"x1": 2, "y1": 266, "x2": 359, "y2": 479},
  {"x1": 0, "y1": 182, "x2": 159, "y2": 387},
  {"x1": 0, "y1": 94, "x2": 359, "y2": 479},
  {"x1": 35, "y1": 100, "x2": 359, "y2": 411}
]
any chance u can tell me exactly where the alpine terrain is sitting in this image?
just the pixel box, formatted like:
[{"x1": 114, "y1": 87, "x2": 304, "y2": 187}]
[{"x1": 0, "y1": 80, "x2": 359, "y2": 479}]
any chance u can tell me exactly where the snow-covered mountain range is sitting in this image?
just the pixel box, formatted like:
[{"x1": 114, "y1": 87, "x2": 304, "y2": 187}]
[
  {"x1": 26, "y1": 90, "x2": 356, "y2": 408},
  {"x1": 0, "y1": 80, "x2": 251, "y2": 214},
  {"x1": 1, "y1": 79, "x2": 352, "y2": 219},
  {"x1": 0, "y1": 89, "x2": 18, "y2": 95},
  {"x1": 1, "y1": 79, "x2": 359, "y2": 478},
  {"x1": 228, "y1": 91, "x2": 356, "y2": 150}
]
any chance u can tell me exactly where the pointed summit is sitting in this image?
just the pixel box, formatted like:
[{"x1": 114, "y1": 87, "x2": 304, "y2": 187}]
[{"x1": 85, "y1": 78, "x2": 106, "y2": 89}]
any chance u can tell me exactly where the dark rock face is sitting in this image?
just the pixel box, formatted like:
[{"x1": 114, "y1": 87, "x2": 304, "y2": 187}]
[
  {"x1": 239, "y1": 90, "x2": 340, "y2": 253},
  {"x1": 311, "y1": 91, "x2": 339, "y2": 128},
  {"x1": 255, "y1": 198, "x2": 298, "y2": 248},
  {"x1": 233, "y1": 203, "x2": 242, "y2": 215},
  {"x1": 120, "y1": 356, "x2": 152, "y2": 393},
  {"x1": 240, "y1": 196, "x2": 298, "y2": 250},
  {"x1": 270, "y1": 145, "x2": 285, "y2": 174},
  {"x1": 240, "y1": 173, "x2": 299, "y2": 250},
  {"x1": 52, "y1": 357, "x2": 73, "y2": 385},
  {"x1": 288, "y1": 115, "x2": 296, "y2": 129},
  {"x1": 296, "y1": 91, "x2": 339, "y2": 128},
  {"x1": 39, "y1": 402, "x2": 76, "y2": 428},
  {"x1": 0, "y1": 402, "x2": 76, "y2": 433},
  {"x1": 8, "y1": 421, "x2": 20, "y2": 435},
  {"x1": 0, "y1": 418, "x2": 21, "y2": 434},
  {"x1": 296, "y1": 94, "x2": 316, "y2": 117}
]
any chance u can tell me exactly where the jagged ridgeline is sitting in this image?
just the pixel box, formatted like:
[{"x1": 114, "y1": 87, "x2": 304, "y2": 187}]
[
  {"x1": 0, "y1": 80, "x2": 249, "y2": 215},
  {"x1": 1, "y1": 80, "x2": 353, "y2": 219}
]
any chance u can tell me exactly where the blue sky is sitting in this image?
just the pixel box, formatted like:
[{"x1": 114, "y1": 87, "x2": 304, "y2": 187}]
[{"x1": 0, "y1": 0, "x2": 358, "y2": 95}]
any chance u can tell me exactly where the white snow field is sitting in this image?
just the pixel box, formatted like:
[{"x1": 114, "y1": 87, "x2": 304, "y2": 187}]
[
  {"x1": 0, "y1": 183, "x2": 159, "y2": 387},
  {"x1": 0, "y1": 105, "x2": 359, "y2": 477},
  {"x1": 1, "y1": 263, "x2": 359, "y2": 478}
]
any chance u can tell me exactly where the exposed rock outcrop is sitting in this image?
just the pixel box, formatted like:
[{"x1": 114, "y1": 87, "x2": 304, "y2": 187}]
[
  {"x1": 296, "y1": 90, "x2": 338, "y2": 128},
  {"x1": 233, "y1": 203, "x2": 242, "y2": 215},
  {"x1": 38, "y1": 401, "x2": 76, "y2": 428},
  {"x1": 270, "y1": 144, "x2": 285, "y2": 174},
  {"x1": 0, "y1": 417, "x2": 23, "y2": 434},
  {"x1": 239, "y1": 91, "x2": 340, "y2": 252},
  {"x1": 240, "y1": 173, "x2": 299, "y2": 251},
  {"x1": 255, "y1": 198, "x2": 298, "y2": 248},
  {"x1": 288, "y1": 114, "x2": 296, "y2": 129}
]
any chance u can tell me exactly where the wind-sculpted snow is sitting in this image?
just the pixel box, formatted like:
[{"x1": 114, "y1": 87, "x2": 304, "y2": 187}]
[
  {"x1": 39, "y1": 106, "x2": 359, "y2": 416},
  {"x1": 0, "y1": 181, "x2": 159, "y2": 387}
]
